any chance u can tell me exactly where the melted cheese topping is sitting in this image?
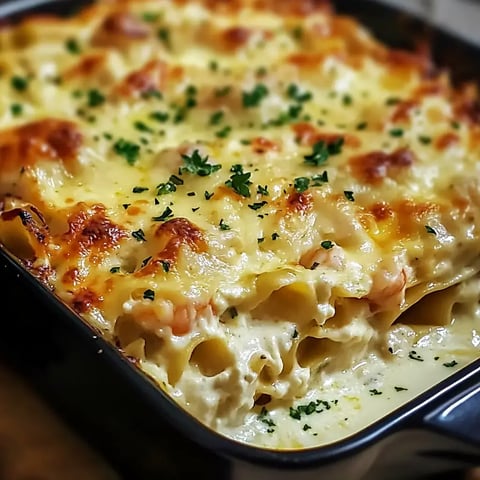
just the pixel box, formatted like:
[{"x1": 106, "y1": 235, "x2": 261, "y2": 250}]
[{"x1": 0, "y1": 0, "x2": 479, "y2": 449}]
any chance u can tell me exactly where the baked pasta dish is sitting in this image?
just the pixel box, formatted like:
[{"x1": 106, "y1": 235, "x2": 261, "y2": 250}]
[{"x1": 0, "y1": 0, "x2": 479, "y2": 448}]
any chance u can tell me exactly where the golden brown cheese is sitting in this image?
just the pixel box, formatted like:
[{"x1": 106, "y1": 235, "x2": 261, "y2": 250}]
[{"x1": 0, "y1": 0, "x2": 479, "y2": 449}]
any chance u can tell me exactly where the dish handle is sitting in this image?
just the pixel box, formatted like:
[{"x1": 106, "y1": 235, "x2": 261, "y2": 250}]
[{"x1": 423, "y1": 382, "x2": 480, "y2": 447}]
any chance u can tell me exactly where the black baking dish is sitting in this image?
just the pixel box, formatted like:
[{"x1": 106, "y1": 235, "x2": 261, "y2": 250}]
[{"x1": 0, "y1": 1, "x2": 480, "y2": 479}]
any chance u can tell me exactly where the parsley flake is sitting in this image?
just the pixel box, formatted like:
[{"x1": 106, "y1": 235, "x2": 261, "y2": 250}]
[
  {"x1": 304, "y1": 138, "x2": 344, "y2": 166},
  {"x1": 87, "y1": 89, "x2": 105, "y2": 107},
  {"x1": 225, "y1": 168, "x2": 252, "y2": 197},
  {"x1": 443, "y1": 360, "x2": 458, "y2": 368},
  {"x1": 219, "y1": 218, "x2": 231, "y2": 230},
  {"x1": 152, "y1": 206, "x2": 174, "y2": 222},
  {"x1": 294, "y1": 177, "x2": 310, "y2": 193},
  {"x1": 344, "y1": 190, "x2": 355, "y2": 202},
  {"x1": 248, "y1": 201, "x2": 267, "y2": 211},
  {"x1": 143, "y1": 289, "x2": 155, "y2": 301},
  {"x1": 65, "y1": 38, "x2": 81, "y2": 54},
  {"x1": 321, "y1": 240, "x2": 334, "y2": 250},
  {"x1": 181, "y1": 150, "x2": 221, "y2": 177},
  {"x1": 243, "y1": 84, "x2": 269, "y2": 108},
  {"x1": 132, "y1": 229, "x2": 147, "y2": 242},
  {"x1": 113, "y1": 139, "x2": 140, "y2": 165},
  {"x1": 11, "y1": 76, "x2": 29, "y2": 92}
]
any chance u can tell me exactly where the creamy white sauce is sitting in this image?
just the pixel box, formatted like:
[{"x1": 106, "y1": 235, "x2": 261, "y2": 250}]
[{"x1": 218, "y1": 319, "x2": 479, "y2": 448}]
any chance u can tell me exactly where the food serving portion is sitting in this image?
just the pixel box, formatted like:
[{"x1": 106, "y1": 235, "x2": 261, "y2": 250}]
[{"x1": 0, "y1": 0, "x2": 479, "y2": 449}]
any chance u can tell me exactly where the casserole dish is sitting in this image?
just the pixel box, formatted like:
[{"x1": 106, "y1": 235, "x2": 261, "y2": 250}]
[{"x1": 0, "y1": 0, "x2": 479, "y2": 479}]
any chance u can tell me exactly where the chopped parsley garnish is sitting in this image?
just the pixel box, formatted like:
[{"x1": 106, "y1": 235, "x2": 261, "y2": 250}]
[
  {"x1": 219, "y1": 218, "x2": 231, "y2": 230},
  {"x1": 210, "y1": 110, "x2": 224, "y2": 125},
  {"x1": 132, "y1": 186, "x2": 149, "y2": 193},
  {"x1": 257, "y1": 407, "x2": 276, "y2": 433},
  {"x1": 369, "y1": 389, "x2": 382, "y2": 396},
  {"x1": 425, "y1": 225, "x2": 437, "y2": 235},
  {"x1": 310, "y1": 262, "x2": 320, "y2": 270},
  {"x1": 11, "y1": 75, "x2": 29, "y2": 92},
  {"x1": 150, "y1": 111, "x2": 169, "y2": 123},
  {"x1": 321, "y1": 240, "x2": 334, "y2": 250},
  {"x1": 311, "y1": 171, "x2": 329, "y2": 185},
  {"x1": 204, "y1": 190, "x2": 214, "y2": 200},
  {"x1": 418, "y1": 135, "x2": 432, "y2": 145},
  {"x1": 303, "y1": 424, "x2": 312, "y2": 431},
  {"x1": 65, "y1": 38, "x2": 81, "y2": 54},
  {"x1": 181, "y1": 150, "x2": 221, "y2": 176},
  {"x1": 160, "y1": 260, "x2": 170, "y2": 273},
  {"x1": 408, "y1": 350, "x2": 424, "y2": 362},
  {"x1": 134, "y1": 121, "x2": 153, "y2": 133},
  {"x1": 443, "y1": 360, "x2": 458, "y2": 368},
  {"x1": 156, "y1": 182, "x2": 177, "y2": 195},
  {"x1": 294, "y1": 177, "x2": 310, "y2": 193},
  {"x1": 109, "y1": 266, "x2": 120, "y2": 273},
  {"x1": 87, "y1": 89, "x2": 105, "y2": 107},
  {"x1": 271, "y1": 232, "x2": 279, "y2": 240},
  {"x1": 215, "y1": 125, "x2": 232, "y2": 138},
  {"x1": 257, "y1": 237, "x2": 265, "y2": 243},
  {"x1": 113, "y1": 139, "x2": 140, "y2": 165},
  {"x1": 141, "y1": 256, "x2": 152, "y2": 267},
  {"x1": 152, "y1": 206, "x2": 174, "y2": 222},
  {"x1": 356, "y1": 121, "x2": 368, "y2": 130},
  {"x1": 389, "y1": 128, "x2": 404, "y2": 137},
  {"x1": 287, "y1": 83, "x2": 312, "y2": 103},
  {"x1": 225, "y1": 168, "x2": 252, "y2": 197},
  {"x1": 132, "y1": 229, "x2": 147, "y2": 242},
  {"x1": 344, "y1": 190, "x2": 355, "y2": 202},
  {"x1": 10, "y1": 103, "x2": 23, "y2": 116},
  {"x1": 268, "y1": 104, "x2": 303, "y2": 126},
  {"x1": 228, "y1": 307, "x2": 238, "y2": 318},
  {"x1": 142, "y1": 12, "x2": 160, "y2": 22},
  {"x1": 394, "y1": 386, "x2": 408, "y2": 392},
  {"x1": 248, "y1": 201, "x2": 267, "y2": 211},
  {"x1": 342, "y1": 94, "x2": 353, "y2": 106},
  {"x1": 289, "y1": 399, "x2": 333, "y2": 420},
  {"x1": 292, "y1": 328, "x2": 299, "y2": 339},
  {"x1": 157, "y1": 27, "x2": 171, "y2": 48},
  {"x1": 304, "y1": 138, "x2": 344, "y2": 166},
  {"x1": 385, "y1": 97, "x2": 401, "y2": 106},
  {"x1": 143, "y1": 289, "x2": 155, "y2": 300},
  {"x1": 257, "y1": 185, "x2": 269, "y2": 196},
  {"x1": 169, "y1": 174, "x2": 183, "y2": 186},
  {"x1": 242, "y1": 83, "x2": 269, "y2": 108}
]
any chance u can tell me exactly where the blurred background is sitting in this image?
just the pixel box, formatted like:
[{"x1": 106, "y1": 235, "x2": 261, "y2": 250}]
[{"x1": 380, "y1": 0, "x2": 480, "y2": 44}]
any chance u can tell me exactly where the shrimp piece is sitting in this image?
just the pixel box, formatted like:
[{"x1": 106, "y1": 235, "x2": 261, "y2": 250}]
[
  {"x1": 300, "y1": 244, "x2": 346, "y2": 270},
  {"x1": 368, "y1": 264, "x2": 407, "y2": 313},
  {"x1": 125, "y1": 297, "x2": 209, "y2": 336}
]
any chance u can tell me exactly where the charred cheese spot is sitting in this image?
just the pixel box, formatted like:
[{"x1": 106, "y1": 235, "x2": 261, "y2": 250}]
[
  {"x1": 61, "y1": 203, "x2": 128, "y2": 257},
  {"x1": 137, "y1": 218, "x2": 206, "y2": 275},
  {"x1": 92, "y1": 11, "x2": 150, "y2": 47},
  {"x1": 435, "y1": 132, "x2": 460, "y2": 151},
  {"x1": 390, "y1": 100, "x2": 418, "y2": 123},
  {"x1": 113, "y1": 59, "x2": 167, "y2": 99},
  {"x1": 251, "y1": 136, "x2": 280, "y2": 154},
  {"x1": 0, "y1": 119, "x2": 83, "y2": 173},
  {"x1": 349, "y1": 148, "x2": 415, "y2": 184},
  {"x1": 286, "y1": 191, "x2": 313, "y2": 215},
  {"x1": 71, "y1": 287, "x2": 102, "y2": 314},
  {"x1": 292, "y1": 122, "x2": 360, "y2": 148}
]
